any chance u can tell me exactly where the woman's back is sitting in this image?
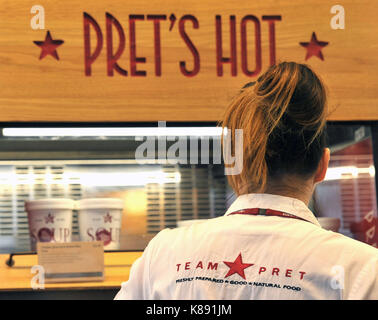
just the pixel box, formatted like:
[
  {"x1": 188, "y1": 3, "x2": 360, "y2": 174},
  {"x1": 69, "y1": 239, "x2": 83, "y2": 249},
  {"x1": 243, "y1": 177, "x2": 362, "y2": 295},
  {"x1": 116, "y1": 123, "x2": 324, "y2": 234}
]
[{"x1": 115, "y1": 194, "x2": 378, "y2": 300}]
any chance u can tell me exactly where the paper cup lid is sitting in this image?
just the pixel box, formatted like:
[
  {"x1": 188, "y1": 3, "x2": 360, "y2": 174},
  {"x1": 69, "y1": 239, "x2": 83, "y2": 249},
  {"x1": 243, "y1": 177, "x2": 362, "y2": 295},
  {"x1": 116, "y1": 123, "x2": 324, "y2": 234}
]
[
  {"x1": 77, "y1": 198, "x2": 124, "y2": 210},
  {"x1": 25, "y1": 198, "x2": 75, "y2": 211}
]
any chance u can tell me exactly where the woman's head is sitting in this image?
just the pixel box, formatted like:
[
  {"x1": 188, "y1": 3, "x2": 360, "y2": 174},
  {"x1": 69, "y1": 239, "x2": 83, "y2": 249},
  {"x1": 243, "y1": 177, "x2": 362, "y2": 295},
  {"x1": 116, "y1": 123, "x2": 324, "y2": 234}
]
[{"x1": 222, "y1": 61, "x2": 329, "y2": 196}]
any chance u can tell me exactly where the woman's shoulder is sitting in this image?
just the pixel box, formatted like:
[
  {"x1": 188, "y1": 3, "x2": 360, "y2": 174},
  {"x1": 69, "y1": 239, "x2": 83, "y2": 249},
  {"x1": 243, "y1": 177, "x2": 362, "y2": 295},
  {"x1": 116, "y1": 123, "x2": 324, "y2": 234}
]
[{"x1": 315, "y1": 227, "x2": 378, "y2": 259}]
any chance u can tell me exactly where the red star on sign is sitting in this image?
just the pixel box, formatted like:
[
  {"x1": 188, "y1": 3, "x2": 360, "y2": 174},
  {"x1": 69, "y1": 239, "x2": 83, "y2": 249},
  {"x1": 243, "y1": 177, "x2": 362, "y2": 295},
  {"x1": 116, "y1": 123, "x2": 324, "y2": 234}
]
[
  {"x1": 299, "y1": 32, "x2": 329, "y2": 61},
  {"x1": 223, "y1": 253, "x2": 254, "y2": 280},
  {"x1": 33, "y1": 30, "x2": 64, "y2": 60}
]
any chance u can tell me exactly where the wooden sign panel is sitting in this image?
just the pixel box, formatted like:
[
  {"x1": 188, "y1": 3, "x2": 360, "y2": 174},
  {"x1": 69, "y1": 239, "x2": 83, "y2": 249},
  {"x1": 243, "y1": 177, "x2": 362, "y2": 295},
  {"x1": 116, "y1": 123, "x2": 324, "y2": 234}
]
[{"x1": 0, "y1": 0, "x2": 377, "y2": 122}]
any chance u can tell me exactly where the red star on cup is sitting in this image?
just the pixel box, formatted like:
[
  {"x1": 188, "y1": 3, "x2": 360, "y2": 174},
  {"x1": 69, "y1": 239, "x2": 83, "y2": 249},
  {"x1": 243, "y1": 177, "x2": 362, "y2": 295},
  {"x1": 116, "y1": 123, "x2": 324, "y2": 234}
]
[
  {"x1": 299, "y1": 32, "x2": 329, "y2": 61},
  {"x1": 223, "y1": 253, "x2": 254, "y2": 280},
  {"x1": 33, "y1": 30, "x2": 64, "y2": 60},
  {"x1": 104, "y1": 212, "x2": 112, "y2": 223},
  {"x1": 44, "y1": 213, "x2": 55, "y2": 224}
]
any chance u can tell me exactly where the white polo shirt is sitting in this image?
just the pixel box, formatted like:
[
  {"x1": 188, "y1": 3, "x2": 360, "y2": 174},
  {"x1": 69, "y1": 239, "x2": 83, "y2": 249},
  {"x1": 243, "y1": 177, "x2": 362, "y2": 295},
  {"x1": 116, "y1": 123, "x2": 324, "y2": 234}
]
[{"x1": 114, "y1": 193, "x2": 378, "y2": 300}]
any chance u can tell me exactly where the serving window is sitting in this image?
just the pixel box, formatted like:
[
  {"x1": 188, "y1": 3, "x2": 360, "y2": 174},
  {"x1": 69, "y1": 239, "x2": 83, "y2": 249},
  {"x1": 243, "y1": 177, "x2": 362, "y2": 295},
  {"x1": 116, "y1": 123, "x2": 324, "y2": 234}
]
[{"x1": 0, "y1": 122, "x2": 376, "y2": 253}]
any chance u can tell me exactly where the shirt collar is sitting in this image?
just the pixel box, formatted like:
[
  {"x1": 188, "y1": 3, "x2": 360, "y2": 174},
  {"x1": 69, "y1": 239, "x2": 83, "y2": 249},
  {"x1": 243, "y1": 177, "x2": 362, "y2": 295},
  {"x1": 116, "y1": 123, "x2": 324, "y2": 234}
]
[{"x1": 224, "y1": 193, "x2": 321, "y2": 227}]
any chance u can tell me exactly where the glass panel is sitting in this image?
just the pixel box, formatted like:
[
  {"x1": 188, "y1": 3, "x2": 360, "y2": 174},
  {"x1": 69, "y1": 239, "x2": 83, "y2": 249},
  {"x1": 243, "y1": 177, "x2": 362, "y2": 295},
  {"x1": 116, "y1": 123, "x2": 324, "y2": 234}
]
[
  {"x1": 313, "y1": 124, "x2": 378, "y2": 247},
  {"x1": 0, "y1": 123, "x2": 377, "y2": 253}
]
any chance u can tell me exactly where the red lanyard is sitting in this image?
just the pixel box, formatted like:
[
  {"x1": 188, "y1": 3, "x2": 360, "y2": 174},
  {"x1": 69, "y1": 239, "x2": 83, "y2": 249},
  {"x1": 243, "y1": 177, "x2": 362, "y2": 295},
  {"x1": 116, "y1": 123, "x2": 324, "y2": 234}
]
[{"x1": 228, "y1": 208, "x2": 310, "y2": 223}]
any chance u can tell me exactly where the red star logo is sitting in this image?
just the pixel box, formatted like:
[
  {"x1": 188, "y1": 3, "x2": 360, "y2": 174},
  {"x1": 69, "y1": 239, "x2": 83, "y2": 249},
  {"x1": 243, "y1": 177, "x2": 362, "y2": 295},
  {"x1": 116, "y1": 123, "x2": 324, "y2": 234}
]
[
  {"x1": 299, "y1": 32, "x2": 329, "y2": 61},
  {"x1": 44, "y1": 213, "x2": 55, "y2": 224},
  {"x1": 223, "y1": 253, "x2": 254, "y2": 280},
  {"x1": 33, "y1": 31, "x2": 64, "y2": 60},
  {"x1": 104, "y1": 212, "x2": 112, "y2": 223}
]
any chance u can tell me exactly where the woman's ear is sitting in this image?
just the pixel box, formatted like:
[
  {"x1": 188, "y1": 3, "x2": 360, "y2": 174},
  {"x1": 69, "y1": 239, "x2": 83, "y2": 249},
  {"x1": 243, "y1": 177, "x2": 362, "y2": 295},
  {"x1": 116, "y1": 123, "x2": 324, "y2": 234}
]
[{"x1": 314, "y1": 148, "x2": 330, "y2": 184}]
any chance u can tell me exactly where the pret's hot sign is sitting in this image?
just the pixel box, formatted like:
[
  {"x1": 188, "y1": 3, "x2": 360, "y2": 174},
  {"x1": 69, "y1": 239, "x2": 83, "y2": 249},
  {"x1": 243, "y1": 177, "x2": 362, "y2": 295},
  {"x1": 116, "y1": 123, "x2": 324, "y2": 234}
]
[
  {"x1": 0, "y1": 0, "x2": 377, "y2": 121},
  {"x1": 81, "y1": 13, "x2": 282, "y2": 78}
]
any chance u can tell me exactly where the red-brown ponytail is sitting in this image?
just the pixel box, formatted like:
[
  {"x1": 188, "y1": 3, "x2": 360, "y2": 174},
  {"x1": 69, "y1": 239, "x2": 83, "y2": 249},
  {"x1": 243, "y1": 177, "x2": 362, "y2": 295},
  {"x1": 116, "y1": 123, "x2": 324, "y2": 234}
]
[{"x1": 222, "y1": 62, "x2": 328, "y2": 195}]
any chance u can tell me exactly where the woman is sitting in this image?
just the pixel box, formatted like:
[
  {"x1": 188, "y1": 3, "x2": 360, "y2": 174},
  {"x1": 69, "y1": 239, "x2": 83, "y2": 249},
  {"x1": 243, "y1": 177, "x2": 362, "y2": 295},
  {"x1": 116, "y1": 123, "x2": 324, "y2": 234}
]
[{"x1": 115, "y1": 62, "x2": 378, "y2": 300}]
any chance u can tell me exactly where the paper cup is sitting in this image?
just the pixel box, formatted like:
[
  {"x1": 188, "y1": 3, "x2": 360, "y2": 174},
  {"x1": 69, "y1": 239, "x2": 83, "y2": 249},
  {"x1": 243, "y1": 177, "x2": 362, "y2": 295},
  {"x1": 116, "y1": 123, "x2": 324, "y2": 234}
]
[
  {"x1": 25, "y1": 198, "x2": 75, "y2": 251},
  {"x1": 77, "y1": 198, "x2": 124, "y2": 250}
]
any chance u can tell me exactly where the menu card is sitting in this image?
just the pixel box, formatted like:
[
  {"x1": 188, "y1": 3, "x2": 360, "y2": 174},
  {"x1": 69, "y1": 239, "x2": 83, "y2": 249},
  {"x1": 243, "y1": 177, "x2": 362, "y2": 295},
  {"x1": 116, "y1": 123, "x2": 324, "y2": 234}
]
[{"x1": 37, "y1": 241, "x2": 104, "y2": 283}]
